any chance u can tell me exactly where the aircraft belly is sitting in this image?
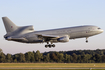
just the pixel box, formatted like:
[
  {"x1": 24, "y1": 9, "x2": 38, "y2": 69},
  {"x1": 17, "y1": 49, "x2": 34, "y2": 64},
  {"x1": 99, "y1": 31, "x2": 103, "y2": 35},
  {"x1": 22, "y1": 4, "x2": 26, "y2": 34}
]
[
  {"x1": 12, "y1": 39, "x2": 28, "y2": 43},
  {"x1": 26, "y1": 36, "x2": 43, "y2": 43}
]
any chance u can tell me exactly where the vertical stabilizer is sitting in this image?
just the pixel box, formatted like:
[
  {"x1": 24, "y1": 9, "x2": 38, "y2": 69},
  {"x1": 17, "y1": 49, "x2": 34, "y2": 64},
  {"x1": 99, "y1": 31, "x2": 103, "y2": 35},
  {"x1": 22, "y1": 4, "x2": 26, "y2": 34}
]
[{"x1": 2, "y1": 17, "x2": 18, "y2": 33}]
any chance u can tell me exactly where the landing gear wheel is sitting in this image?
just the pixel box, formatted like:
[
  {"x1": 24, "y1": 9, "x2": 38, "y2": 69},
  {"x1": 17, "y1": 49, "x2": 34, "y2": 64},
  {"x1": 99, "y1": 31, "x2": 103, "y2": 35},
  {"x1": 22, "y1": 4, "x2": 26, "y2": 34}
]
[
  {"x1": 86, "y1": 40, "x2": 88, "y2": 43},
  {"x1": 52, "y1": 44, "x2": 55, "y2": 47},
  {"x1": 45, "y1": 45, "x2": 48, "y2": 48},
  {"x1": 48, "y1": 44, "x2": 51, "y2": 48}
]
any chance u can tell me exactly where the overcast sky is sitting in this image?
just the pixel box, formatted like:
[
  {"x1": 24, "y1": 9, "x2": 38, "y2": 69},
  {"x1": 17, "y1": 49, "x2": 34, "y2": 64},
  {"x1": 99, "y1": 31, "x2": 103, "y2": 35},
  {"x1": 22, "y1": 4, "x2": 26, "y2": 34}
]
[{"x1": 0, "y1": 0, "x2": 105, "y2": 54}]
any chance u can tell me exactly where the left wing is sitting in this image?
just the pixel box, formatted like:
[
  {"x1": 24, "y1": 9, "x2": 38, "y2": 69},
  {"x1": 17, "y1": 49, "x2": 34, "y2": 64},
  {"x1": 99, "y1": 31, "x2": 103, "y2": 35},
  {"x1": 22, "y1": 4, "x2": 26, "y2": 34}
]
[
  {"x1": 36, "y1": 34, "x2": 60, "y2": 39},
  {"x1": 36, "y1": 34, "x2": 70, "y2": 42}
]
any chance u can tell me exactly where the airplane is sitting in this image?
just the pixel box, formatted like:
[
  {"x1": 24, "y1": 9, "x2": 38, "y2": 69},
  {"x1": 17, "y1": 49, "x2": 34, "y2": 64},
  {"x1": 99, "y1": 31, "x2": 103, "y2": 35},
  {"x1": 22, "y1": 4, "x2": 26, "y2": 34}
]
[{"x1": 2, "y1": 17, "x2": 104, "y2": 48}]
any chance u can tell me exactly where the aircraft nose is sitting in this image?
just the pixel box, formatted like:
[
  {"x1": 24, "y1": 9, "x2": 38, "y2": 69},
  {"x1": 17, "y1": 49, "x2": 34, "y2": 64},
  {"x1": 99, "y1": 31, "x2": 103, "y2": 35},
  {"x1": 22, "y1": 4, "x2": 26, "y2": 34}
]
[{"x1": 99, "y1": 29, "x2": 104, "y2": 33}]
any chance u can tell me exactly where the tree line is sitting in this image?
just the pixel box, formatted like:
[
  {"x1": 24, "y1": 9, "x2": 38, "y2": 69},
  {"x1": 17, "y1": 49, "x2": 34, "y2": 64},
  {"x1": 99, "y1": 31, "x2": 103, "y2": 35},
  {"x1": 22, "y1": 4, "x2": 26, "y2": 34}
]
[{"x1": 0, "y1": 48, "x2": 105, "y2": 63}]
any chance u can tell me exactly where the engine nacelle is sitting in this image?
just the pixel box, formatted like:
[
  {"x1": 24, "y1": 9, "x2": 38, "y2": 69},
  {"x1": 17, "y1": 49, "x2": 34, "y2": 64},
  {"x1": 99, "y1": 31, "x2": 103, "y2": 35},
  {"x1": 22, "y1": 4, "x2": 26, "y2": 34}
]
[
  {"x1": 57, "y1": 35, "x2": 69, "y2": 42},
  {"x1": 20, "y1": 25, "x2": 34, "y2": 33}
]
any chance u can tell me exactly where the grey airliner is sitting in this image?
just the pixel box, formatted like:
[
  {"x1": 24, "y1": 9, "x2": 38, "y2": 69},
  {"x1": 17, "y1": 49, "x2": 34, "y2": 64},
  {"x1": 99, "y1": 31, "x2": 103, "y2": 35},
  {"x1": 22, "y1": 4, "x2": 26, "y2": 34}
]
[{"x1": 2, "y1": 17, "x2": 104, "y2": 48}]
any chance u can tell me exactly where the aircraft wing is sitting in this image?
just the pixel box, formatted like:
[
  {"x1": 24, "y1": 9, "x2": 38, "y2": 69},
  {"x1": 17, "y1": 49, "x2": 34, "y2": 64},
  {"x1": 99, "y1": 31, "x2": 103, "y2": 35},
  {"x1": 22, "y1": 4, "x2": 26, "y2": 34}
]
[
  {"x1": 36, "y1": 34, "x2": 70, "y2": 42},
  {"x1": 36, "y1": 34, "x2": 60, "y2": 39}
]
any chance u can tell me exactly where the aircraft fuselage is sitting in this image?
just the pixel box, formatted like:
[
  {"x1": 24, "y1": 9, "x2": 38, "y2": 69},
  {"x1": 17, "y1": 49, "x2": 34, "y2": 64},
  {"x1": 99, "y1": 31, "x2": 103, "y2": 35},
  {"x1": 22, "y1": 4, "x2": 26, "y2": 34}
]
[{"x1": 16, "y1": 25, "x2": 103, "y2": 43}]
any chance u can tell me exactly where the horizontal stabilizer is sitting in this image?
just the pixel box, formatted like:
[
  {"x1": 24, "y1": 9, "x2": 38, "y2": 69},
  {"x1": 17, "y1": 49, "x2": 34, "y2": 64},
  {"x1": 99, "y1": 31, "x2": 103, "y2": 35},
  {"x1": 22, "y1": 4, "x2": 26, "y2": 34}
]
[{"x1": 6, "y1": 37, "x2": 28, "y2": 41}]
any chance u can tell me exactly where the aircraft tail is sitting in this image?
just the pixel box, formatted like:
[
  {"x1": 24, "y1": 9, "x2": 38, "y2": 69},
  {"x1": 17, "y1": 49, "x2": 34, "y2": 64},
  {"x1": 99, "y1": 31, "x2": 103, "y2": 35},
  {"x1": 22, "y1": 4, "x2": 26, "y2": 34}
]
[{"x1": 2, "y1": 17, "x2": 18, "y2": 33}]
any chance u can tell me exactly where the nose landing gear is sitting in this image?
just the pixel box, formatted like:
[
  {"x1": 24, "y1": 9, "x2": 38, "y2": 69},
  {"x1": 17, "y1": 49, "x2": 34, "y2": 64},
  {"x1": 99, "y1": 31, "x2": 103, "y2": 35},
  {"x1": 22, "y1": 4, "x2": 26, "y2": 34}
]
[{"x1": 86, "y1": 37, "x2": 88, "y2": 43}]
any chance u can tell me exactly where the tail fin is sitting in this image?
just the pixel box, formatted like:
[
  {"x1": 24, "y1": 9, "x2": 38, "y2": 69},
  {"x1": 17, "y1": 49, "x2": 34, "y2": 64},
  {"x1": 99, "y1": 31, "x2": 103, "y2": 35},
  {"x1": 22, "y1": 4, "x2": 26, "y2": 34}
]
[{"x1": 2, "y1": 17, "x2": 18, "y2": 33}]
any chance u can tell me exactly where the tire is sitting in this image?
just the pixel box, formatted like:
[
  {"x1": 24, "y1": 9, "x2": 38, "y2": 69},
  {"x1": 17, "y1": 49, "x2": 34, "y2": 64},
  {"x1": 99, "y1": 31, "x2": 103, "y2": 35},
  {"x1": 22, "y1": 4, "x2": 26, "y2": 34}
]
[
  {"x1": 52, "y1": 44, "x2": 55, "y2": 47},
  {"x1": 48, "y1": 45, "x2": 51, "y2": 48},
  {"x1": 45, "y1": 45, "x2": 48, "y2": 48}
]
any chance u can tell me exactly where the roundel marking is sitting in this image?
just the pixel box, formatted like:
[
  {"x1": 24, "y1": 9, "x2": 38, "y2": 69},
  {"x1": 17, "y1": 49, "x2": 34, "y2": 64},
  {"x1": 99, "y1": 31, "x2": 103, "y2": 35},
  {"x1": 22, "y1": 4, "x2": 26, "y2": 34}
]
[{"x1": 11, "y1": 26, "x2": 13, "y2": 28}]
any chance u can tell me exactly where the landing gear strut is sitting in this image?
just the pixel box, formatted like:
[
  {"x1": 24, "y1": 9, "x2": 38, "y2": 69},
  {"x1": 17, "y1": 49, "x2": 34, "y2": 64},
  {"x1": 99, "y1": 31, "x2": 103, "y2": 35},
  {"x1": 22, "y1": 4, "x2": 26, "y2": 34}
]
[
  {"x1": 45, "y1": 42, "x2": 55, "y2": 48},
  {"x1": 86, "y1": 37, "x2": 88, "y2": 43}
]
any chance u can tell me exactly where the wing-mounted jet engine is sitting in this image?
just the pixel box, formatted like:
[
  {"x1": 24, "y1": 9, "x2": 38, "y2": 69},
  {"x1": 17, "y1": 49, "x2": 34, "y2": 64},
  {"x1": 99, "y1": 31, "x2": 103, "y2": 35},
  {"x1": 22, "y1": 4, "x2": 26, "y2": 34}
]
[{"x1": 57, "y1": 35, "x2": 69, "y2": 42}]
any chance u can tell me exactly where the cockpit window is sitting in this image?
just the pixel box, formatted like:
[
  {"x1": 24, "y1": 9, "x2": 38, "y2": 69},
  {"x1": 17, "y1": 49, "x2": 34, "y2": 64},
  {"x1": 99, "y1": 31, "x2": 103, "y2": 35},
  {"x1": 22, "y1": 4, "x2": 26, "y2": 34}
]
[{"x1": 98, "y1": 28, "x2": 101, "y2": 29}]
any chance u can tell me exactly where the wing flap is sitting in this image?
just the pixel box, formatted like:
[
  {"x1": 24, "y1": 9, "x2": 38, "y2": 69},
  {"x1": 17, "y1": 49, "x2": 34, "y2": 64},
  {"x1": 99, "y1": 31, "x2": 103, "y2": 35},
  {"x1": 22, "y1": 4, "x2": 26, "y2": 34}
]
[{"x1": 37, "y1": 34, "x2": 60, "y2": 39}]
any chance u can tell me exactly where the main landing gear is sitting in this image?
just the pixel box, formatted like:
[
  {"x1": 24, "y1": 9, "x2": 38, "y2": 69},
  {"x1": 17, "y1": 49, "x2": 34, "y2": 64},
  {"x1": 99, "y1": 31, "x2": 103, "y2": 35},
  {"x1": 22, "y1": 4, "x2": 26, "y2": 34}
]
[
  {"x1": 45, "y1": 42, "x2": 55, "y2": 48},
  {"x1": 86, "y1": 37, "x2": 88, "y2": 43}
]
